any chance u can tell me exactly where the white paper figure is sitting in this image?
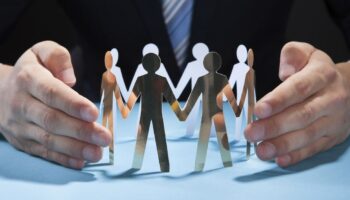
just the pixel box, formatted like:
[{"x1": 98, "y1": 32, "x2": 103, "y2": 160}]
[
  {"x1": 110, "y1": 48, "x2": 129, "y2": 101},
  {"x1": 228, "y1": 45, "x2": 252, "y2": 140},
  {"x1": 174, "y1": 43, "x2": 213, "y2": 137},
  {"x1": 127, "y1": 43, "x2": 176, "y2": 99}
]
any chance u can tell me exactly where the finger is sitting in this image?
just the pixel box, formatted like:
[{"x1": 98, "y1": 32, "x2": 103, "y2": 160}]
[
  {"x1": 255, "y1": 116, "x2": 331, "y2": 160},
  {"x1": 22, "y1": 98, "x2": 111, "y2": 147},
  {"x1": 275, "y1": 136, "x2": 336, "y2": 167},
  {"x1": 245, "y1": 92, "x2": 329, "y2": 142},
  {"x1": 20, "y1": 123, "x2": 103, "y2": 162},
  {"x1": 255, "y1": 49, "x2": 336, "y2": 119},
  {"x1": 279, "y1": 42, "x2": 315, "y2": 81},
  {"x1": 31, "y1": 41, "x2": 76, "y2": 87},
  {"x1": 22, "y1": 140, "x2": 85, "y2": 169},
  {"x1": 15, "y1": 53, "x2": 98, "y2": 122}
]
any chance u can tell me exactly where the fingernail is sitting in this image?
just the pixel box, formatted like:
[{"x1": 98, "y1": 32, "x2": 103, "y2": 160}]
[
  {"x1": 276, "y1": 155, "x2": 291, "y2": 167},
  {"x1": 246, "y1": 123, "x2": 265, "y2": 142},
  {"x1": 255, "y1": 102, "x2": 272, "y2": 118},
  {"x1": 82, "y1": 146, "x2": 98, "y2": 162},
  {"x1": 58, "y1": 68, "x2": 76, "y2": 85},
  {"x1": 258, "y1": 142, "x2": 276, "y2": 160},
  {"x1": 92, "y1": 132, "x2": 109, "y2": 146},
  {"x1": 80, "y1": 106, "x2": 97, "y2": 122}
]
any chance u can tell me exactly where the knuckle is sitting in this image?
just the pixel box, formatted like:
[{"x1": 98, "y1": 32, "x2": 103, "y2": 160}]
[
  {"x1": 321, "y1": 64, "x2": 337, "y2": 82},
  {"x1": 300, "y1": 104, "x2": 315, "y2": 122},
  {"x1": 40, "y1": 148, "x2": 49, "y2": 159},
  {"x1": 41, "y1": 83, "x2": 56, "y2": 106},
  {"x1": 293, "y1": 79, "x2": 310, "y2": 96},
  {"x1": 39, "y1": 131, "x2": 51, "y2": 148},
  {"x1": 16, "y1": 67, "x2": 33, "y2": 88},
  {"x1": 42, "y1": 110, "x2": 57, "y2": 131}
]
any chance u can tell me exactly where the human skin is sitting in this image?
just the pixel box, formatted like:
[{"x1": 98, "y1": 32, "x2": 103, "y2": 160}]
[
  {"x1": 245, "y1": 42, "x2": 350, "y2": 167},
  {"x1": 0, "y1": 41, "x2": 112, "y2": 169}
]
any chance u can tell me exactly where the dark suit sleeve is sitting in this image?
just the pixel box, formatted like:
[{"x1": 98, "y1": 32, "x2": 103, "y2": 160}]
[
  {"x1": 325, "y1": 0, "x2": 350, "y2": 48},
  {"x1": 0, "y1": 0, "x2": 32, "y2": 44}
]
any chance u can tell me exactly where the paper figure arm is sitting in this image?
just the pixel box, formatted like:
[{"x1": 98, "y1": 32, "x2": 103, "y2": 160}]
[
  {"x1": 114, "y1": 67, "x2": 129, "y2": 101},
  {"x1": 174, "y1": 65, "x2": 191, "y2": 98},
  {"x1": 157, "y1": 65, "x2": 176, "y2": 95},
  {"x1": 163, "y1": 80, "x2": 185, "y2": 121},
  {"x1": 121, "y1": 78, "x2": 141, "y2": 119},
  {"x1": 182, "y1": 80, "x2": 202, "y2": 120},
  {"x1": 223, "y1": 83, "x2": 245, "y2": 117},
  {"x1": 128, "y1": 65, "x2": 147, "y2": 99}
]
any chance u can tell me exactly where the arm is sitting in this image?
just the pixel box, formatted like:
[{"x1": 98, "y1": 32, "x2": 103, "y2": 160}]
[
  {"x1": 163, "y1": 80, "x2": 185, "y2": 121},
  {"x1": 113, "y1": 81, "x2": 127, "y2": 116},
  {"x1": 182, "y1": 80, "x2": 202, "y2": 119},
  {"x1": 121, "y1": 78, "x2": 141, "y2": 119},
  {"x1": 223, "y1": 83, "x2": 244, "y2": 117},
  {"x1": 114, "y1": 67, "x2": 128, "y2": 101},
  {"x1": 156, "y1": 65, "x2": 176, "y2": 95},
  {"x1": 174, "y1": 65, "x2": 191, "y2": 98}
]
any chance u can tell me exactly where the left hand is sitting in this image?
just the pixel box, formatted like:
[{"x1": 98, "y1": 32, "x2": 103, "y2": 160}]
[{"x1": 244, "y1": 42, "x2": 350, "y2": 167}]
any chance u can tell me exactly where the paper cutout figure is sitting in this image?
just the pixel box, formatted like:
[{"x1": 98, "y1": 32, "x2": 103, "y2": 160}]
[
  {"x1": 100, "y1": 51, "x2": 125, "y2": 164},
  {"x1": 227, "y1": 45, "x2": 251, "y2": 141},
  {"x1": 127, "y1": 43, "x2": 176, "y2": 100},
  {"x1": 121, "y1": 53, "x2": 183, "y2": 172},
  {"x1": 181, "y1": 52, "x2": 244, "y2": 171},
  {"x1": 110, "y1": 48, "x2": 129, "y2": 101},
  {"x1": 174, "y1": 43, "x2": 216, "y2": 137},
  {"x1": 239, "y1": 49, "x2": 257, "y2": 159}
]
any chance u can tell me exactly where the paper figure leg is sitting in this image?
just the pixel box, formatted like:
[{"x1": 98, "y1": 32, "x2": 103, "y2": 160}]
[
  {"x1": 102, "y1": 106, "x2": 114, "y2": 164},
  {"x1": 194, "y1": 117, "x2": 211, "y2": 171},
  {"x1": 185, "y1": 99, "x2": 200, "y2": 137},
  {"x1": 152, "y1": 119, "x2": 170, "y2": 172},
  {"x1": 108, "y1": 111, "x2": 114, "y2": 163},
  {"x1": 213, "y1": 112, "x2": 233, "y2": 167},
  {"x1": 132, "y1": 116, "x2": 151, "y2": 170}
]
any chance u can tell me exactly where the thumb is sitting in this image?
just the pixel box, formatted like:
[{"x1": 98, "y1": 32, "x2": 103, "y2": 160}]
[
  {"x1": 31, "y1": 40, "x2": 76, "y2": 87},
  {"x1": 279, "y1": 42, "x2": 316, "y2": 81}
]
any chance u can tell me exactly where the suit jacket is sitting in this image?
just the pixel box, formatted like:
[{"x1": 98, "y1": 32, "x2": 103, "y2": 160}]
[{"x1": 1, "y1": 0, "x2": 350, "y2": 102}]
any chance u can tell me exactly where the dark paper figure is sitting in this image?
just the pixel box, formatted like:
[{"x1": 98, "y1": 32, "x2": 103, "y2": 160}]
[
  {"x1": 121, "y1": 53, "x2": 183, "y2": 172},
  {"x1": 240, "y1": 49, "x2": 257, "y2": 159},
  {"x1": 100, "y1": 51, "x2": 125, "y2": 164},
  {"x1": 182, "y1": 52, "x2": 245, "y2": 171}
]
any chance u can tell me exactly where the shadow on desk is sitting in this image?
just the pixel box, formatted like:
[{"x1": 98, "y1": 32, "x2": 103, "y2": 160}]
[
  {"x1": 0, "y1": 141, "x2": 96, "y2": 185},
  {"x1": 234, "y1": 137, "x2": 350, "y2": 183}
]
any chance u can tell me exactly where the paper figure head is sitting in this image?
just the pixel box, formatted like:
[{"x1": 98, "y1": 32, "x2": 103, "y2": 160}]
[
  {"x1": 104, "y1": 51, "x2": 113, "y2": 70},
  {"x1": 142, "y1": 53, "x2": 161, "y2": 73},
  {"x1": 236, "y1": 45, "x2": 248, "y2": 63},
  {"x1": 192, "y1": 43, "x2": 209, "y2": 60},
  {"x1": 203, "y1": 52, "x2": 222, "y2": 72},
  {"x1": 111, "y1": 48, "x2": 119, "y2": 66},
  {"x1": 143, "y1": 43, "x2": 159, "y2": 56}
]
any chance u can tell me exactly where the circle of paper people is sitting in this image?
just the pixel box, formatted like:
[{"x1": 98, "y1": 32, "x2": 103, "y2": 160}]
[{"x1": 100, "y1": 43, "x2": 256, "y2": 172}]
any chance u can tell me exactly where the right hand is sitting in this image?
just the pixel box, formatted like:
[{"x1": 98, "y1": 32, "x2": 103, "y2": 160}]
[{"x1": 0, "y1": 41, "x2": 111, "y2": 169}]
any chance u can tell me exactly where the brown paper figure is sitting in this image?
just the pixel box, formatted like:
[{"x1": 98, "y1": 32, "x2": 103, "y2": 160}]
[
  {"x1": 100, "y1": 51, "x2": 125, "y2": 164},
  {"x1": 182, "y1": 52, "x2": 245, "y2": 171},
  {"x1": 240, "y1": 49, "x2": 257, "y2": 159},
  {"x1": 121, "y1": 53, "x2": 183, "y2": 172}
]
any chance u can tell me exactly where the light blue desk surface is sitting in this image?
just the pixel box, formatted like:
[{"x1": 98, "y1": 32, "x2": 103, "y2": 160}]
[{"x1": 0, "y1": 103, "x2": 349, "y2": 200}]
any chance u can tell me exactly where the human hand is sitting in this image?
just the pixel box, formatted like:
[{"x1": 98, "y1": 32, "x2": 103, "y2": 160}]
[
  {"x1": 0, "y1": 41, "x2": 111, "y2": 169},
  {"x1": 244, "y1": 42, "x2": 350, "y2": 167}
]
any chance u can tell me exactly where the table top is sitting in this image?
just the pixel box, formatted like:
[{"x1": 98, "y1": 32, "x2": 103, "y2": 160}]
[{"x1": 1, "y1": 103, "x2": 349, "y2": 200}]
